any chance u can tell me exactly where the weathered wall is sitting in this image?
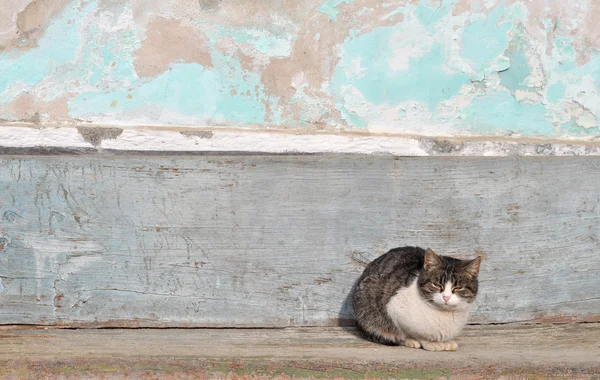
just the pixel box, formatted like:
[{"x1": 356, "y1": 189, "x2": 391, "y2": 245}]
[
  {"x1": 2, "y1": 1, "x2": 599, "y2": 330},
  {"x1": 1, "y1": 0, "x2": 600, "y2": 141},
  {"x1": 1, "y1": 156, "x2": 599, "y2": 327}
]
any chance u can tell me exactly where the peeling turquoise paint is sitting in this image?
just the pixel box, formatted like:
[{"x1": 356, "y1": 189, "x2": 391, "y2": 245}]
[
  {"x1": 78, "y1": 24, "x2": 138, "y2": 88},
  {"x1": 560, "y1": 119, "x2": 600, "y2": 137},
  {"x1": 332, "y1": 26, "x2": 470, "y2": 126},
  {"x1": 0, "y1": 0, "x2": 282, "y2": 125},
  {"x1": 547, "y1": 82, "x2": 566, "y2": 103},
  {"x1": 461, "y1": 3, "x2": 513, "y2": 78},
  {"x1": 329, "y1": 1, "x2": 600, "y2": 136},
  {"x1": 0, "y1": 1, "x2": 97, "y2": 101},
  {"x1": 317, "y1": 0, "x2": 354, "y2": 21},
  {"x1": 499, "y1": 33, "x2": 533, "y2": 94},
  {"x1": 69, "y1": 64, "x2": 218, "y2": 119},
  {"x1": 553, "y1": 38, "x2": 600, "y2": 80},
  {"x1": 462, "y1": 91, "x2": 554, "y2": 136},
  {"x1": 553, "y1": 36, "x2": 579, "y2": 73},
  {"x1": 548, "y1": 34, "x2": 600, "y2": 123},
  {"x1": 414, "y1": 0, "x2": 455, "y2": 27},
  {"x1": 69, "y1": 58, "x2": 273, "y2": 125},
  {"x1": 68, "y1": 16, "x2": 283, "y2": 125},
  {"x1": 1, "y1": 0, "x2": 600, "y2": 140},
  {"x1": 209, "y1": 51, "x2": 277, "y2": 124}
]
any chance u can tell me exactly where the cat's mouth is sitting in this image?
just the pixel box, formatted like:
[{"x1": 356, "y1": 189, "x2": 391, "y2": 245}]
[{"x1": 429, "y1": 300, "x2": 459, "y2": 311}]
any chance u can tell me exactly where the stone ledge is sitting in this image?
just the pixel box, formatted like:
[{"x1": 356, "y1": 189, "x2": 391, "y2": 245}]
[{"x1": 2, "y1": 124, "x2": 600, "y2": 156}]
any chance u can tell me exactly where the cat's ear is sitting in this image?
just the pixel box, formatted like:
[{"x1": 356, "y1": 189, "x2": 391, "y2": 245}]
[
  {"x1": 463, "y1": 256, "x2": 482, "y2": 277},
  {"x1": 424, "y1": 248, "x2": 442, "y2": 271}
]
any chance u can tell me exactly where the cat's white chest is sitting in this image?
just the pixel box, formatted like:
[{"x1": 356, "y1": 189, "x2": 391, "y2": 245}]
[{"x1": 386, "y1": 279, "x2": 471, "y2": 342}]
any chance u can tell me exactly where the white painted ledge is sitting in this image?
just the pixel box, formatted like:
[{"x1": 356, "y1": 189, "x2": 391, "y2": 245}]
[{"x1": 1, "y1": 125, "x2": 600, "y2": 156}]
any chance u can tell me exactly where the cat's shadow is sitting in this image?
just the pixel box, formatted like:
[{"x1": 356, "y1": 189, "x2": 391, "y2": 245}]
[{"x1": 337, "y1": 277, "x2": 364, "y2": 340}]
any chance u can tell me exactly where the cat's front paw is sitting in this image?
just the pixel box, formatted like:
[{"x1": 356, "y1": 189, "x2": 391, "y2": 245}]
[
  {"x1": 443, "y1": 340, "x2": 458, "y2": 351},
  {"x1": 402, "y1": 339, "x2": 421, "y2": 349},
  {"x1": 420, "y1": 340, "x2": 458, "y2": 352},
  {"x1": 420, "y1": 341, "x2": 445, "y2": 351}
]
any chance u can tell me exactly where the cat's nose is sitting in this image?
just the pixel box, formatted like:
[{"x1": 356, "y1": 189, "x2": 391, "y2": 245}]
[{"x1": 442, "y1": 295, "x2": 451, "y2": 303}]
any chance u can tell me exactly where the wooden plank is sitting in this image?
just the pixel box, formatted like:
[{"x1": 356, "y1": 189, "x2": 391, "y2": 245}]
[
  {"x1": 0, "y1": 156, "x2": 599, "y2": 327},
  {"x1": 1, "y1": 325, "x2": 599, "y2": 378}
]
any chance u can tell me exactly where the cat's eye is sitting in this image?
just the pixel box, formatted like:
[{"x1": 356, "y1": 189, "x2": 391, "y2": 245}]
[
  {"x1": 452, "y1": 286, "x2": 463, "y2": 292},
  {"x1": 432, "y1": 283, "x2": 443, "y2": 291}
]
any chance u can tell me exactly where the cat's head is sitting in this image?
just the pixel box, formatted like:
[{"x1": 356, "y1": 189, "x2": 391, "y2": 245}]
[{"x1": 418, "y1": 248, "x2": 481, "y2": 311}]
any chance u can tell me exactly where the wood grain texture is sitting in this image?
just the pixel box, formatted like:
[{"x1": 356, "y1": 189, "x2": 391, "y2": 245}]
[
  {"x1": 0, "y1": 156, "x2": 599, "y2": 327},
  {"x1": 1, "y1": 325, "x2": 599, "y2": 377}
]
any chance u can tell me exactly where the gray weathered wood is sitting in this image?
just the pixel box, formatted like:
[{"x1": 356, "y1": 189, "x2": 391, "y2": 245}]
[
  {"x1": 1, "y1": 325, "x2": 599, "y2": 377},
  {"x1": 0, "y1": 156, "x2": 599, "y2": 326}
]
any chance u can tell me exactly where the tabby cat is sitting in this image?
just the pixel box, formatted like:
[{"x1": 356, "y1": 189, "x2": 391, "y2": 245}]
[{"x1": 353, "y1": 246, "x2": 481, "y2": 351}]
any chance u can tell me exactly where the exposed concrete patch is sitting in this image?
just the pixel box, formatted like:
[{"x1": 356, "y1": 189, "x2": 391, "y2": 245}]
[
  {"x1": 0, "y1": 93, "x2": 74, "y2": 123},
  {"x1": 198, "y1": 0, "x2": 221, "y2": 11},
  {"x1": 427, "y1": 139, "x2": 465, "y2": 154},
  {"x1": 180, "y1": 130, "x2": 214, "y2": 139},
  {"x1": 0, "y1": 0, "x2": 30, "y2": 48},
  {"x1": 157, "y1": 0, "x2": 316, "y2": 29},
  {"x1": 1, "y1": 93, "x2": 36, "y2": 121},
  {"x1": 76, "y1": 127, "x2": 123, "y2": 147},
  {"x1": 534, "y1": 144, "x2": 556, "y2": 155},
  {"x1": 0, "y1": 0, "x2": 71, "y2": 51},
  {"x1": 133, "y1": 17, "x2": 213, "y2": 78}
]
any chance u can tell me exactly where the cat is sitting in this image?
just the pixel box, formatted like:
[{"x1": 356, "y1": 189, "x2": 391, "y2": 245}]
[{"x1": 352, "y1": 246, "x2": 481, "y2": 351}]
